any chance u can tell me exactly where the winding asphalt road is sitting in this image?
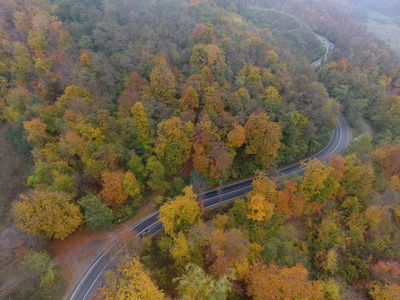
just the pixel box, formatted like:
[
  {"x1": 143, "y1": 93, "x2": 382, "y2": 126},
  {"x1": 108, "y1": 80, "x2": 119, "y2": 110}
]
[
  {"x1": 68, "y1": 38, "x2": 350, "y2": 300},
  {"x1": 311, "y1": 35, "x2": 334, "y2": 67}
]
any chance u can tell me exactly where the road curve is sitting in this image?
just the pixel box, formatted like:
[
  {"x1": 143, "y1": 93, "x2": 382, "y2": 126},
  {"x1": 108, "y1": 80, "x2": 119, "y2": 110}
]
[
  {"x1": 311, "y1": 35, "x2": 334, "y2": 67},
  {"x1": 68, "y1": 38, "x2": 350, "y2": 300}
]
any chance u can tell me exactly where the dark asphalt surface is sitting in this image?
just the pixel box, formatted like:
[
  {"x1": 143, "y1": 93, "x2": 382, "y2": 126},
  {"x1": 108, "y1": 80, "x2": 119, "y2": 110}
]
[{"x1": 69, "y1": 38, "x2": 350, "y2": 300}]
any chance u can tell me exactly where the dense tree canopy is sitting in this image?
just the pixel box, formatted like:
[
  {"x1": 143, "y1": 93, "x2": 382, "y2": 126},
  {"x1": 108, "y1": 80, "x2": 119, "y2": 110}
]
[
  {"x1": 13, "y1": 190, "x2": 82, "y2": 239},
  {"x1": 102, "y1": 256, "x2": 165, "y2": 300},
  {"x1": 247, "y1": 263, "x2": 324, "y2": 300},
  {"x1": 3, "y1": 0, "x2": 400, "y2": 298},
  {"x1": 159, "y1": 186, "x2": 201, "y2": 235},
  {"x1": 0, "y1": 0, "x2": 347, "y2": 238}
]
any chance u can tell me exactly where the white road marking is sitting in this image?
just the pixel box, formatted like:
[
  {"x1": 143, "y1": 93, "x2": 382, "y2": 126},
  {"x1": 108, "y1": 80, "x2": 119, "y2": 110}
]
[
  {"x1": 82, "y1": 246, "x2": 125, "y2": 300},
  {"x1": 70, "y1": 211, "x2": 160, "y2": 300}
]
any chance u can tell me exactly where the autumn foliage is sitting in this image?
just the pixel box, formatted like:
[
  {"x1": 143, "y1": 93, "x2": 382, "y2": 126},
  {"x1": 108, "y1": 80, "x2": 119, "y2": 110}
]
[
  {"x1": 13, "y1": 190, "x2": 82, "y2": 239},
  {"x1": 159, "y1": 186, "x2": 201, "y2": 235},
  {"x1": 373, "y1": 143, "x2": 400, "y2": 177},
  {"x1": 3, "y1": 0, "x2": 400, "y2": 298},
  {"x1": 245, "y1": 111, "x2": 281, "y2": 169},
  {"x1": 100, "y1": 171, "x2": 129, "y2": 207},
  {"x1": 102, "y1": 256, "x2": 165, "y2": 300},
  {"x1": 247, "y1": 263, "x2": 324, "y2": 300},
  {"x1": 1, "y1": 0, "x2": 346, "y2": 243}
]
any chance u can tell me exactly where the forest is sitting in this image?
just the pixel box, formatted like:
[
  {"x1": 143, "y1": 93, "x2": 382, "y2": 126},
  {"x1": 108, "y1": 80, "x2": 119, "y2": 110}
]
[{"x1": 0, "y1": 0, "x2": 400, "y2": 299}]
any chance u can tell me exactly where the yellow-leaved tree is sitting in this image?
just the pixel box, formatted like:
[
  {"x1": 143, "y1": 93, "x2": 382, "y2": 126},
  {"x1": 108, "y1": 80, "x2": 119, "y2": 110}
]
[
  {"x1": 368, "y1": 282, "x2": 400, "y2": 300},
  {"x1": 159, "y1": 185, "x2": 201, "y2": 235},
  {"x1": 123, "y1": 171, "x2": 142, "y2": 208},
  {"x1": 170, "y1": 231, "x2": 191, "y2": 271},
  {"x1": 131, "y1": 102, "x2": 153, "y2": 153},
  {"x1": 154, "y1": 116, "x2": 193, "y2": 175},
  {"x1": 244, "y1": 111, "x2": 281, "y2": 169},
  {"x1": 150, "y1": 56, "x2": 176, "y2": 105},
  {"x1": 246, "y1": 173, "x2": 278, "y2": 222},
  {"x1": 174, "y1": 263, "x2": 233, "y2": 300},
  {"x1": 102, "y1": 256, "x2": 165, "y2": 300},
  {"x1": 13, "y1": 190, "x2": 82, "y2": 239},
  {"x1": 247, "y1": 193, "x2": 275, "y2": 222}
]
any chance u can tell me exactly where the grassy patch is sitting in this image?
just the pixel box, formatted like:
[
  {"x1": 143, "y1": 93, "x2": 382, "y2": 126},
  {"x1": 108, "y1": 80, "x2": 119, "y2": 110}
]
[
  {"x1": 367, "y1": 9, "x2": 393, "y2": 24},
  {"x1": 244, "y1": 7, "x2": 300, "y2": 31},
  {"x1": 364, "y1": 9, "x2": 400, "y2": 53}
]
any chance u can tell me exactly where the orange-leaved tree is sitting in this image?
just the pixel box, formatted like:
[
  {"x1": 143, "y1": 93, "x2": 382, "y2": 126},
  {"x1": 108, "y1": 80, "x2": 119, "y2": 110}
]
[
  {"x1": 247, "y1": 263, "x2": 323, "y2": 300},
  {"x1": 192, "y1": 114, "x2": 233, "y2": 184},
  {"x1": 226, "y1": 123, "x2": 245, "y2": 157},
  {"x1": 100, "y1": 171, "x2": 129, "y2": 207},
  {"x1": 373, "y1": 142, "x2": 400, "y2": 177},
  {"x1": 23, "y1": 117, "x2": 51, "y2": 147},
  {"x1": 205, "y1": 226, "x2": 252, "y2": 279}
]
